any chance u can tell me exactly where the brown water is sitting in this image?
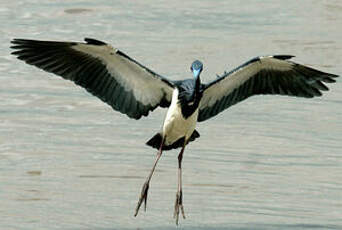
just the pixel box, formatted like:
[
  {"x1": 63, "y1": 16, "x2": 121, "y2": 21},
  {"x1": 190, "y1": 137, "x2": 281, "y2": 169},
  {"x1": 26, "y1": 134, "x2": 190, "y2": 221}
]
[{"x1": 1, "y1": 0, "x2": 342, "y2": 229}]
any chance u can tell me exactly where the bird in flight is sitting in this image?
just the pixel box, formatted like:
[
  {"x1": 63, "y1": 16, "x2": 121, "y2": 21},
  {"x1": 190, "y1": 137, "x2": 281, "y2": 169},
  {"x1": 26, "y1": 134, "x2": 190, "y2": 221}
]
[{"x1": 11, "y1": 38, "x2": 338, "y2": 225}]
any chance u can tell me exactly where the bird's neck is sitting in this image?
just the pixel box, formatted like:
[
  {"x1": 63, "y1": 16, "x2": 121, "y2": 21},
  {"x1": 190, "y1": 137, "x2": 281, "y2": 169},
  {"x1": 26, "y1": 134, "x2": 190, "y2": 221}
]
[
  {"x1": 195, "y1": 76, "x2": 201, "y2": 94},
  {"x1": 178, "y1": 77, "x2": 202, "y2": 119}
]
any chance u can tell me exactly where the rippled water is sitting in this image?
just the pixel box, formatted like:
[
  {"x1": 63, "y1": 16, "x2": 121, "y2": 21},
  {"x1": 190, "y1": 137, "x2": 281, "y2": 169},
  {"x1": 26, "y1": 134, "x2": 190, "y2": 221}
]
[{"x1": 1, "y1": 0, "x2": 342, "y2": 229}]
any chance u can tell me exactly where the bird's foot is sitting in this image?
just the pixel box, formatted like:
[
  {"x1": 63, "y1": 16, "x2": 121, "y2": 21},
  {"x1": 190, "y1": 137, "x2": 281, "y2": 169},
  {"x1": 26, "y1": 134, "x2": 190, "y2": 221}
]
[
  {"x1": 173, "y1": 191, "x2": 185, "y2": 225},
  {"x1": 134, "y1": 181, "x2": 149, "y2": 217}
]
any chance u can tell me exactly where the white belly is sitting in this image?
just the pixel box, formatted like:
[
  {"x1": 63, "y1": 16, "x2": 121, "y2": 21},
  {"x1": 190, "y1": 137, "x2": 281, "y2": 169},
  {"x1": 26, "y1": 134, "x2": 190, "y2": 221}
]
[{"x1": 162, "y1": 88, "x2": 198, "y2": 146}]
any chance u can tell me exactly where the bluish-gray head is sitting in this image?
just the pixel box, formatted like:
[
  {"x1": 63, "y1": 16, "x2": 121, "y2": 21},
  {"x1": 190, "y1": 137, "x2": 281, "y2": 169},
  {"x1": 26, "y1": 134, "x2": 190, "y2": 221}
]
[{"x1": 190, "y1": 60, "x2": 203, "y2": 79}]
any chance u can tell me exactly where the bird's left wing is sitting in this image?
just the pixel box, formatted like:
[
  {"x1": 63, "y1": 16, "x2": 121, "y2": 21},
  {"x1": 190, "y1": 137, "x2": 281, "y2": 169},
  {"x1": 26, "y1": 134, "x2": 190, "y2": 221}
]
[
  {"x1": 11, "y1": 38, "x2": 175, "y2": 119},
  {"x1": 198, "y1": 55, "x2": 338, "y2": 122}
]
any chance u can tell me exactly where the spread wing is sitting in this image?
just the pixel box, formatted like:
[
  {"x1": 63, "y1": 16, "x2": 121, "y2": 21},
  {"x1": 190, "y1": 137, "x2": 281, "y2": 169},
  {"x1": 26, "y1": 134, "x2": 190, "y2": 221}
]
[
  {"x1": 11, "y1": 38, "x2": 175, "y2": 119},
  {"x1": 198, "y1": 55, "x2": 338, "y2": 122}
]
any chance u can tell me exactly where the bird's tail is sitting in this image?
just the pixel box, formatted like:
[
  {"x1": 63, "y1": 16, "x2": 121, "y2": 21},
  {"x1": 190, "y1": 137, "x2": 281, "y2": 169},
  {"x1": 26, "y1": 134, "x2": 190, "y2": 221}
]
[
  {"x1": 146, "y1": 133, "x2": 164, "y2": 150},
  {"x1": 146, "y1": 130, "x2": 200, "y2": 151}
]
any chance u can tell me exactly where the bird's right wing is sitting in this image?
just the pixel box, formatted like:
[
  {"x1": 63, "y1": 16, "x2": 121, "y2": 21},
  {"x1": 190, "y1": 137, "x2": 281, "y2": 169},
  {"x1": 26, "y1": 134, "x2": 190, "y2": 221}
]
[
  {"x1": 11, "y1": 38, "x2": 175, "y2": 119},
  {"x1": 198, "y1": 55, "x2": 338, "y2": 122}
]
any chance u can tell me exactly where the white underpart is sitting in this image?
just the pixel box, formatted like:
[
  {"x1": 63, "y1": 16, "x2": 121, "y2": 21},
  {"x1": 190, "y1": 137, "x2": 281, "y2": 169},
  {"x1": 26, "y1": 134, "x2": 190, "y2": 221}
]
[{"x1": 162, "y1": 88, "x2": 198, "y2": 146}]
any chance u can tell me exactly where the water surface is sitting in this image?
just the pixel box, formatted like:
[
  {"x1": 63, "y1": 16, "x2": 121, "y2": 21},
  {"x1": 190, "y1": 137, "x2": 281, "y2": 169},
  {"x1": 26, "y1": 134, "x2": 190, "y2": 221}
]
[{"x1": 1, "y1": 0, "x2": 342, "y2": 229}]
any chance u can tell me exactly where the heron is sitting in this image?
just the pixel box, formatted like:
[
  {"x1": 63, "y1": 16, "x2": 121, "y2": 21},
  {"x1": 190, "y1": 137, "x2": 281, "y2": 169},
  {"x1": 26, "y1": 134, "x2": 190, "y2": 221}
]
[{"x1": 11, "y1": 38, "x2": 338, "y2": 225}]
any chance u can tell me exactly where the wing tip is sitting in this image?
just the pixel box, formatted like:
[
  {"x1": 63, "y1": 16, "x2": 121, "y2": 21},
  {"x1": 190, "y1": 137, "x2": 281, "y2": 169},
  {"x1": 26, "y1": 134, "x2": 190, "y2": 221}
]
[
  {"x1": 326, "y1": 73, "x2": 339, "y2": 79},
  {"x1": 271, "y1": 55, "x2": 339, "y2": 79},
  {"x1": 11, "y1": 37, "x2": 107, "y2": 46},
  {"x1": 272, "y1": 55, "x2": 295, "y2": 60},
  {"x1": 11, "y1": 38, "x2": 27, "y2": 43},
  {"x1": 84, "y1": 38, "x2": 107, "y2": 46},
  {"x1": 10, "y1": 38, "x2": 32, "y2": 47}
]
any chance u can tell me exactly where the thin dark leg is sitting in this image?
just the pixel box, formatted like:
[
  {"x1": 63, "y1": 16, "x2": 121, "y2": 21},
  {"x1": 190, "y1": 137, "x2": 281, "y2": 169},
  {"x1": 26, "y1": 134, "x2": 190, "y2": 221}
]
[
  {"x1": 174, "y1": 144, "x2": 186, "y2": 225},
  {"x1": 134, "y1": 137, "x2": 164, "y2": 217}
]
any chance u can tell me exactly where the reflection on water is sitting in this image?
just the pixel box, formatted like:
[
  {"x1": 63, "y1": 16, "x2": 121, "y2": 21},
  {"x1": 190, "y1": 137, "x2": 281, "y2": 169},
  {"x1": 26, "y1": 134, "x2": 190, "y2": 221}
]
[
  {"x1": 1, "y1": 0, "x2": 342, "y2": 229},
  {"x1": 64, "y1": 8, "x2": 93, "y2": 14},
  {"x1": 27, "y1": 170, "x2": 42, "y2": 176},
  {"x1": 79, "y1": 175, "x2": 144, "y2": 179}
]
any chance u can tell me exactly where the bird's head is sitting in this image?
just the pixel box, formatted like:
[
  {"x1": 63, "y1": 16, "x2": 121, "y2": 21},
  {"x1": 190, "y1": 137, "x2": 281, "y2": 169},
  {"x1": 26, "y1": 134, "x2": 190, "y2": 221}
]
[{"x1": 190, "y1": 60, "x2": 203, "y2": 79}]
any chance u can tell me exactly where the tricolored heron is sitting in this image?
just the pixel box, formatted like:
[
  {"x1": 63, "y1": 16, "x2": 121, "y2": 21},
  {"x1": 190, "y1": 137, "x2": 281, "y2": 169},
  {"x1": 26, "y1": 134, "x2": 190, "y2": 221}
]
[{"x1": 10, "y1": 38, "x2": 338, "y2": 225}]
